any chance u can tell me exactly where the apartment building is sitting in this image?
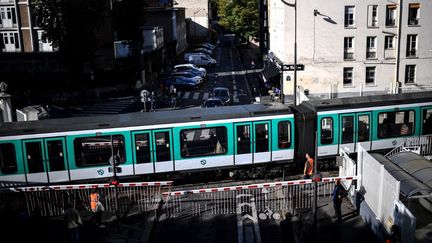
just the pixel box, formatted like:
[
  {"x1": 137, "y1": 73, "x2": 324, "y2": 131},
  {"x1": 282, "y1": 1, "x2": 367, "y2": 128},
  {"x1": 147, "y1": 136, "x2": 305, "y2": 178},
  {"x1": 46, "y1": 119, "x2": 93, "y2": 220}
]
[
  {"x1": 267, "y1": 0, "x2": 432, "y2": 101},
  {"x1": 176, "y1": 0, "x2": 210, "y2": 43},
  {"x1": 0, "y1": 0, "x2": 54, "y2": 53}
]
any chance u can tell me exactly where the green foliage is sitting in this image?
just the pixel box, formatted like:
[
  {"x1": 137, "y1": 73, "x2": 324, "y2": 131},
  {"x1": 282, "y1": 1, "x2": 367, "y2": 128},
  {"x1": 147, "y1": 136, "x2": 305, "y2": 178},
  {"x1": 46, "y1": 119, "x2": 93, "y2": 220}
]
[
  {"x1": 216, "y1": 0, "x2": 259, "y2": 40},
  {"x1": 33, "y1": 0, "x2": 108, "y2": 72}
]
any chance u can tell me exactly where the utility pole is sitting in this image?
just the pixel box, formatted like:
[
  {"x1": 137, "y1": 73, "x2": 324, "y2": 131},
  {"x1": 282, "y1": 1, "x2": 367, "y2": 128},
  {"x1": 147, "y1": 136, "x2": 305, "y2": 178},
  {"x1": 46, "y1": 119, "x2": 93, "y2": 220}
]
[{"x1": 294, "y1": 0, "x2": 297, "y2": 105}]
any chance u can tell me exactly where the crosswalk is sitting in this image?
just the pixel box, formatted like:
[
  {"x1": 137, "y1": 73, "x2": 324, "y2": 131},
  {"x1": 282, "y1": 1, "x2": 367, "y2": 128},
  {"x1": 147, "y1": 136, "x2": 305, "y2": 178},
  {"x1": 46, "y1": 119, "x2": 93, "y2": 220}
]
[
  {"x1": 78, "y1": 96, "x2": 139, "y2": 116},
  {"x1": 177, "y1": 91, "x2": 241, "y2": 103}
]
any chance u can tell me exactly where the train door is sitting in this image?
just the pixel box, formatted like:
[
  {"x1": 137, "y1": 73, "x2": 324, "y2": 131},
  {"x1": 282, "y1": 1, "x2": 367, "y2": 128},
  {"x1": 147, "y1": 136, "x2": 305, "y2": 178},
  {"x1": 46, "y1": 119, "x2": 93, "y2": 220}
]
[
  {"x1": 339, "y1": 114, "x2": 355, "y2": 153},
  {"x1": 356, "y1": 112, "x2": 372, "y2": 151},
  {"x1": 253, "y1": 121, "x2": 271, "y2": 164},
  {"x1": 23, "y1": 138, "x2": 69, "y2": 183},
  {"x1": 152, "y1": 129, "x2": 174, "y2": 173},
  {"x1": 234, "y1": 123, "x2": 252, "y2": 165},
  {"x1": 421, "y1": 107, "x2": 432, "y2": 135},
  {"x1": 132, "y1": 131, "x2": 155, "y2": 175},
  {"x1": 44, "y1": 138, "x2": 69, "y2": 182}
]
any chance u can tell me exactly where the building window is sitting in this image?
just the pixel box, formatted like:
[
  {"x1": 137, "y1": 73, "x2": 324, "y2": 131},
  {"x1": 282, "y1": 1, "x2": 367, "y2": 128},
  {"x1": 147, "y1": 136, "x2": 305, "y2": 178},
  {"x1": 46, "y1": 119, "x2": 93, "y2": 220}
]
[
  {"x1": 408, "y1": 3, "x2": 420, "y2": 25},
  {"x1": 385, "y1": 36, "x2": 394, "y2": 49},
  {"x1": 0, "y1": 143, "x2": 17, "y2": 174},
  {"x1": 0, "y1": 7, "x2": 17, "y2": 28},
  {"x1": 406, "y1": 34, "x2": 417, "y2": 57},
  {"x1": 343, "y1": 67, "x2": 353, "y2": 85},
  {"x1": 344, "y1": 37, "x2": 354, "y2": 60},
  {"x1": 321, "y1": 117, "x2": 333, "y2": 145},
  {"x1": 405, "y1": 65, "x2": 416, "y2": 84},
  {"x1": 386, "y1": 5, "x2": 397, "y2": 27},
  {"x1": 0, "y1": 31, "x2": 19, "y2": 52},
  {"x1": 368, "y1": 5, "x2": 378, "y2": 27},
  {"x1": 366, "y1": 67, "x2": 375, "y2": 84},
  {"x1": 366, "y1": 36, "x2": 376, "y2": 59},
  {"x1": 344, "y1": 6, "x2": 355, "y2": 27},
  {"x1": 378, "y1": 110, "x2": 415, "y2": 138},
  {"x1": 180, "y1": 127, "x2": 227, "y2": 158},
  {"x1": 74, "y1": 135, "x2": 126, "y2": 167},
  {"x1": 277, "y1": 121, "x2": 291, "y2": 149}
]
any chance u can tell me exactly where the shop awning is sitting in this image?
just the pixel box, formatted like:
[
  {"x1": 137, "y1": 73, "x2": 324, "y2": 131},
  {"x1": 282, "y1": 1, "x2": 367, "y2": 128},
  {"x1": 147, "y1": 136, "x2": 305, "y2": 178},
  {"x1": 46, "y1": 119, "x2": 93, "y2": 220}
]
[{"x1": 261, "y1": 63, "x2": 281, "y2": 83}]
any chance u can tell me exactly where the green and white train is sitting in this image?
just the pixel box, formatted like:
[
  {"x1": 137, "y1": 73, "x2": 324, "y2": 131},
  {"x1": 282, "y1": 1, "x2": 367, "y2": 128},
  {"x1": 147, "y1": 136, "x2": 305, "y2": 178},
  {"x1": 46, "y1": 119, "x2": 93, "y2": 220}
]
[{"x1": 0, "y1": 92, "x2": 431, "y2": 185}]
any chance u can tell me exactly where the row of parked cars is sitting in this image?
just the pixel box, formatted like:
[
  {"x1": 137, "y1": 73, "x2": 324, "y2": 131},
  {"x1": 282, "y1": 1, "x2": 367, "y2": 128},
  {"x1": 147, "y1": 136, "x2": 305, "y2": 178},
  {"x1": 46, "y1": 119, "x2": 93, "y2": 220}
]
[{"x1": 160, "y1": 43, "x2": 216, "y2": 89}]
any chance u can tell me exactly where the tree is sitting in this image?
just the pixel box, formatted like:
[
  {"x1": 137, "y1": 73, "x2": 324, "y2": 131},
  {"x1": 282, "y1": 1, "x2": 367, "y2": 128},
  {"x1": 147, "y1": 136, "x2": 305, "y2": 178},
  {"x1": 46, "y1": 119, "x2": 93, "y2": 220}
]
[
  {"x1": 216, "y1": 0, "x2": 259, "y2": 41},
  {"x1": 33, "y1": 0, "x2": 108, "y2": 75}
]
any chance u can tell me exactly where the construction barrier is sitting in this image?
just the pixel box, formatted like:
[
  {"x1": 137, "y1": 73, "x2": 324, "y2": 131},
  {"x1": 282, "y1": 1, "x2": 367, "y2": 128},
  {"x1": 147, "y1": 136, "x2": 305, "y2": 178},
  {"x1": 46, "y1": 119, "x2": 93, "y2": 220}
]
[
  {"x1": 161, "y1": 176, "x2": 357, "y2": 219},
  {"x1": 11, "y1": 181, "x2": 172, "y2": 217}
]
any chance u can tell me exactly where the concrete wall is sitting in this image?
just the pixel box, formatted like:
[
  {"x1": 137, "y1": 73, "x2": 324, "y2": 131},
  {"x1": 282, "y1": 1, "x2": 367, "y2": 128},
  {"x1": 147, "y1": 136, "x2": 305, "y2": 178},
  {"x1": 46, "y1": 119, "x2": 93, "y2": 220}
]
[
  {"x1": 268, "y1": 0, "x2": 432, "y2": 99},
  {"x1": 176, "y1": 0, "x2": 209, "y2": 43}
]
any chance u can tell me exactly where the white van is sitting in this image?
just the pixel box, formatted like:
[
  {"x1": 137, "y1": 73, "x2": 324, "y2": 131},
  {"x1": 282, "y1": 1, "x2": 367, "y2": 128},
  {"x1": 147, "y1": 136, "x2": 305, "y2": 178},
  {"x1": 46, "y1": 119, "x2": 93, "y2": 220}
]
[
  {"x1": 188, "y1": 55, "x2": 216, "y2": 66},
  {"x1": 184, "y1": 52, "x2": 211, "y2": 61}
]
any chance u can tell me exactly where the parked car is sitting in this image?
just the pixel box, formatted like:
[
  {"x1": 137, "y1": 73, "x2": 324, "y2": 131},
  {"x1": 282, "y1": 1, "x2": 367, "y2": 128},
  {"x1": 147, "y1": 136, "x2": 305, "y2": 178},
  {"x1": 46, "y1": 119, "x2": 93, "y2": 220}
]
[
  {"x1": 170, "y1": 72, "x2": 203, "y2": 84},
  {"x1": 212, "y1": 87, "x2": 232, "y2": 105},
  {"x1": 174, "y1": 64, "x2": 207, "y2": 76},
  {"x1": 202, "y1": 97, "x2": 224, "y2": 108},
  {"x1": 188, "y1": 55, "x2": 216, "y2": 67},
  {"x1": 161, "y1": 76, "x2": 199, "y2": 89},
  {"x1": 192, "y1": 48, "x2": 213, "y2": 56},
  {"x1": 184, "y1": 52, "x2": 212, "y2": 62},
  {"x1": 195, "y1": 43, "x2": 215, "y2": 50}
]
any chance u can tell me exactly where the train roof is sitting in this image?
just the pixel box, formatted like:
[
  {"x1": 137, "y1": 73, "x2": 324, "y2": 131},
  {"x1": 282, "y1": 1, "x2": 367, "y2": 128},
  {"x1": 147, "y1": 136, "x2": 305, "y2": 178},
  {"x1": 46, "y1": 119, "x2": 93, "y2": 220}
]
[
  {"x1": 300, "y1": 92, "x2": 432, "y2": 112},
  {"x1": 0, "y1": 103, "x2": 291, "y2": 137}
]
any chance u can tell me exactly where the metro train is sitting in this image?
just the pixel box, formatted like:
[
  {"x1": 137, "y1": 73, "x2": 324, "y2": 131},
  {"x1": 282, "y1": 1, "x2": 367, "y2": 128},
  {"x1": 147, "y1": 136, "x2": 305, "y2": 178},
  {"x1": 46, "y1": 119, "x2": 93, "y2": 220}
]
[{"x1": 0, "y1": 92, "x2": 431, "y2": 185}]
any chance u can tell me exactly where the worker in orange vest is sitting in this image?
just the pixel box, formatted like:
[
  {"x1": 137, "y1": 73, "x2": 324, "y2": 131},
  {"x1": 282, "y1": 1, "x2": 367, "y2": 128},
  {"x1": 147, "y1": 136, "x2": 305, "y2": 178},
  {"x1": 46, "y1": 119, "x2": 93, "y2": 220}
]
[
  {"x1": 89, "y1": 189, "x2": 105, "y2": 228},
  {"x1": 303, "y1": 153, "x2": 314, "y2": 179}
]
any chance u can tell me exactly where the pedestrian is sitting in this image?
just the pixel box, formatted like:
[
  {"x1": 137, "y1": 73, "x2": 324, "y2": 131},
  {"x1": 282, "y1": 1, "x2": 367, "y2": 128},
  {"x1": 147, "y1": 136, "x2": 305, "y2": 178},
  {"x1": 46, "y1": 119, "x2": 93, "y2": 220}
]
[
  {"x1": 280, "y1": 212, "x2": 295, "y2": 243},
  {"x1": 332, "y1": 179, "x2": 346, "y2": 223},
  {"x1": 303, "y1": 153, "x2": 314, "y2": 179},
  {"x1": 90, "y1": 189, "x2": 105, "y2": 228},
  {"x1": 64, "y1": 202, "x2": 83, "y2": 243}
]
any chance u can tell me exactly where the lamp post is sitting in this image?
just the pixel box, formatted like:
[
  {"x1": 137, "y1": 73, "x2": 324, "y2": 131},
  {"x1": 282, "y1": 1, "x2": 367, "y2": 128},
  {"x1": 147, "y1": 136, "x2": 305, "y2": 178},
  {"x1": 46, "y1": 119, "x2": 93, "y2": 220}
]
[{"x1": 281, "y1": 0, "x2": 297, "y2": 105}]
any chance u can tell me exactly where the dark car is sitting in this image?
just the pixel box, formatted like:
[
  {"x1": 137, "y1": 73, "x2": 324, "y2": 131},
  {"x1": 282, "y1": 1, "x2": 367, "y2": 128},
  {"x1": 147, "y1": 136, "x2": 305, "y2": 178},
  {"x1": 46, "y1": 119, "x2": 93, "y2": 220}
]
[
  {"x1": 212, "y1": 87, "x2": 232, "y2": 105},
  {"x1": 202, "y1": 97, "x2": 224, "y2": 108}
]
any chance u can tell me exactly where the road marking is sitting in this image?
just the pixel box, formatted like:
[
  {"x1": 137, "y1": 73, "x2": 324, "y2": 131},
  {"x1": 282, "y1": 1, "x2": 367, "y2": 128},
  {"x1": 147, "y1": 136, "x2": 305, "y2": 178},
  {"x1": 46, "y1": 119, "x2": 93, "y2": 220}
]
[
  {"x1": 183, "y1": 92, "x2": 191, "y2": 99},
  {"x1": 233, "y1": 85, "x2": 237, "y2": 91},
  {"x1": 193, "y1": 92, "x2": 200, "y2": 100},
  {"x1": 203, "y1": 93, "x2": 209, "y2": 100},
  {"x1": 233, "y1": 91, "x2": 239, "y2": 103}
]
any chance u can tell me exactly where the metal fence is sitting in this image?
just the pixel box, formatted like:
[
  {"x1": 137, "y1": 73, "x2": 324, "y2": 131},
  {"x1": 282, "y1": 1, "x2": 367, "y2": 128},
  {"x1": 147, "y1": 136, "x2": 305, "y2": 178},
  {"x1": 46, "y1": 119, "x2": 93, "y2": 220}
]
[
  {"x1": 161, "y1": 177, "x2": 356, "y2": 219},
  {"x1": 12, "y1": 181, "x2": 172, "y2": 217},
  {"x1": 385, "y1": 134, "x2": 432, "y2": 158}
]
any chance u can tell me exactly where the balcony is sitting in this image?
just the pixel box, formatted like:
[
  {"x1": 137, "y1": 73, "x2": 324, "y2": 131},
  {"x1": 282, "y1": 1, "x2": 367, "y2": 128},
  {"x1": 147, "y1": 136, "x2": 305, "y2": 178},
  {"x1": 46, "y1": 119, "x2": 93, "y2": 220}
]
[
  {"x1": 344, "y1": 52, "x2": 354, "y2": 60},
  {"x1": 0, "y1": 0, "x2": 15, "y2": 5},
  {"x1": 366, "y1": 51, "x2": 376, "y2": 59},
  {"x1": 406, "y1": 49, "x2": 417, "y2": 58},
  {"x1": 409, "y1": 18, "x2": 419, "y2": 25}
]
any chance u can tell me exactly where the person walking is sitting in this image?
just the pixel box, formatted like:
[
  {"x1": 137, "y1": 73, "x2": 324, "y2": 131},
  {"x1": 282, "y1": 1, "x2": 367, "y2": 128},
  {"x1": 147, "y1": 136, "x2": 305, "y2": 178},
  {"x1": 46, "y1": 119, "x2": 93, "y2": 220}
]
[
  {"x1": 64, "y1": 202, "x2": 83, "y2": 243},
  {"x1": 303, "y1": 153, "x2": 314, "y2": 179},
  {"x1": 90, "y1": 189, "x2": 105, "y2": 228},
  {"x1": 332, "y1": 179, "x2": 346, "y2": 223}
]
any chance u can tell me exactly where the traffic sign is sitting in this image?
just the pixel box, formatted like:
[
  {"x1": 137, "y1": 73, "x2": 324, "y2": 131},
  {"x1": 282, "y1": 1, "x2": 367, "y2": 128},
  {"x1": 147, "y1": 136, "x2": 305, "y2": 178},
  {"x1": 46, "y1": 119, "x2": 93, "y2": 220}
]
[{"x1": 281, "y1": 64, "x2": 304, "y2": 71}]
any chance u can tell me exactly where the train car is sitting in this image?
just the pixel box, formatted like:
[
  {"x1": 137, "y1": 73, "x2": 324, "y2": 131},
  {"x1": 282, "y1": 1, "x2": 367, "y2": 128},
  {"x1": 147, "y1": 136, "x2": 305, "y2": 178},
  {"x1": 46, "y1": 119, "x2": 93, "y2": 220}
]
[
  {"x1": 293, "y1": 92, "x2": 432, "y2": 164},
  {"x1": 0, "y1": 104, "x2": 295, "y2": 184}
]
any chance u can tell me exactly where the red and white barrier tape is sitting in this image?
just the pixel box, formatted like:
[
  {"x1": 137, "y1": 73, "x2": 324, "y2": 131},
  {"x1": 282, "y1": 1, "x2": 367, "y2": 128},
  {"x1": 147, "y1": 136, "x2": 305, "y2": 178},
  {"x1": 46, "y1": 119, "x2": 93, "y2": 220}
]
[
  {"x1": 162, "y1": 176, "x2": 357, "y2": 196},
  {"x1": 10, "y1": 181, "x2": 173, "y2": 192}
]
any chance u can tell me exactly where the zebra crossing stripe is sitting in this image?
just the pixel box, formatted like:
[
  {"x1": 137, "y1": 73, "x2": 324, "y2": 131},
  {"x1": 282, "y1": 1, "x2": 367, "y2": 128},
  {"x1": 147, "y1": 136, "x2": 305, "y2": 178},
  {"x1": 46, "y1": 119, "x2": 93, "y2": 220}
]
[
  {"x1": 193, "y1": 92, "x2": 200, "y2": 100},
  {"x1": 233, "y1": 91, "x2": 239, "y2": 103},
  {"x1": 203, "y1": 93, "x2": 209, "y2": 100},
  {"x1": 184, "y1": 92, "x2": 191, "y2": 99}
]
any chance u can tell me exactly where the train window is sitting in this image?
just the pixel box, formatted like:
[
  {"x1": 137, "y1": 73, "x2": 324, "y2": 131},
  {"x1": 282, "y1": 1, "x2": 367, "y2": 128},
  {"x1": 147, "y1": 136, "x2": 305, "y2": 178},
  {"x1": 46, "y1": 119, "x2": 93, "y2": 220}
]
[
  {"x1": 47, "y1": 140, "x2": 66, "y2": 171},
  {"x1": 321, "y1": 117, "x2": 333, "y2": 145},
  {"x1": 341, "y1": 116, "x2": 354, "y2": 144},
  {"x1": 0, "y1": 143, "x2": 17, "y2": 174},
  {"x1": 135, "y1": 133, "x2": 151, "y2": 163},
  {"x1": 358, "y1": 115, "x2": 370, "y2": 142},
  {"x1": 74, "y1": 135, "x2": 126, "y2": 167},
  {"x1": 154, "y1": 132, "x2": 171, "y2": 162},
  {"x1": 378, "y1": 110, "x2": 415, "y2": 138},
  {"x1": 278, "y1": 121, "x2": 291, "y2": 149},
  {"x1": 422, "y1": 109, "x2": 432, "y2": 135},
  {"x1": 180, "y1": 127, "x2": 227, "y2": 158},
  {"x1": 26, "y1": 142, "x2": 44, "y2": 173},
  {"x1": 237, "y1": 125, "x2": 251, "y2": 154},
  {"x1": 255, "y1": 123, "x2": 269, "y2": 153}
]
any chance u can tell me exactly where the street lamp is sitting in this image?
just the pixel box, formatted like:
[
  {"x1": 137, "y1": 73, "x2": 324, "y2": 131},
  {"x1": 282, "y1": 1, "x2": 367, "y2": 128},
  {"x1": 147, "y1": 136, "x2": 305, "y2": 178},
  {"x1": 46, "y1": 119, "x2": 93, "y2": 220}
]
[{"x1": 281, "y1": 0, "x2": 297, "y2": 105}]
